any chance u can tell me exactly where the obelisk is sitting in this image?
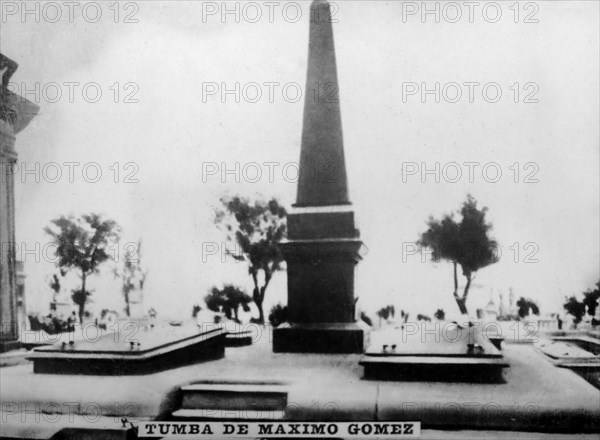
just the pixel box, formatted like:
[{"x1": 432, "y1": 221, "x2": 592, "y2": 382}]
[
  {"x1": 273, "y1": 0, "x2": 368, "y2": 353},
  {"x1": 0, "y1": 54, "x2": 39, "y2": 352}
]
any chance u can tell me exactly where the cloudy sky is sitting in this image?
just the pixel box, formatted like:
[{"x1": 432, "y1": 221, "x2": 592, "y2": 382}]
[{"x1": 2, "y1": 1, "x2": 599, "y2": 320}]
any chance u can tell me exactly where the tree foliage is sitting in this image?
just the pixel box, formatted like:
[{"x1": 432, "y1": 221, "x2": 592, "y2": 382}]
[
  {"x1": 214, "y1": 196, "x2": 287, "y2": 323},
  {"x1": 360, "y1": 312, "x2": 373, "y2": 327},
  {"x1": 582, "y1": 281, "x2": 600, "y2": 318},
  {"x1": 268, "y1": 304, "x2": 288, "y2": 327},
  {"x1": 563, "y1": 296, "x2": 586, "y2": 324},
  {"x1": 28, "y1": 313, "x2": 69, "y2": 335},
  {"x1": 376, "y1": 305, "x2": 395, "y2": 321},
  {"x1": 192, "y1": 304, "x2": 202, "y2": 318},
  {"x1": 44, "y1": 214, "x2": 120, "y2": 322},
  {"x1": 204, "y1": 285, "x2": 252, "y2": 323},
  {"x1": 563, "y1": 281, "x2": 600, "y2": 325},
  {"x1": 516, "y1": 297, "x2": 539, "y2": 318},
  {"x1": 418, "y1": 195, "x2": 498, "y2": 315}
]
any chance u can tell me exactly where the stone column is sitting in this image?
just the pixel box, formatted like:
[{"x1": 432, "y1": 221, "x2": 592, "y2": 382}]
[
  {"x1": 272, "y1": 0, "x2": 369, "y2": 353},
  {"x1": 0, "y1": 58, "x2": 39, "y2": 352},
  {"x1": 0, "y1": 119, "x2": 19, "y2": 350}
]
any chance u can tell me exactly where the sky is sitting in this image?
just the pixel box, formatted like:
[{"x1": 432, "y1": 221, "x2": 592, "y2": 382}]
[{"x1": 2, "y1": 0, "x2": 599, "y2": 321}]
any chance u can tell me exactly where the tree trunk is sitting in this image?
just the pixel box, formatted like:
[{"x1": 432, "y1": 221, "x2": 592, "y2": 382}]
[
  {"x1": 249, "y1": 270, "x2": 262, "y2": 323},
  {"x1": 453, "y1": 261, "x2": 458, "y2": 297},
  {"x1": 453, "y1": 272, "x2": 473, "y2": 316},
  {"x1": 462, "y1": 273, "x2": 472, "y2": 304},
  {"x1": 455, "y1": 297, "x2": 468, "y2": 315},
  {"x1": 256, "y1": 282, "x2": 271, "y2": 324},
  {"x1": 78, "y1": 303, "x2": 85, "y2": 325},
  {"x1": 256, "y1": 300, "x2": 265, "y2": 324},
  {"x1": 452, "y1": 262, "x2": 468, "y2": 314},
  {"x1": 124, "y1": 289, "x2": 131, "y2": 317},
  {"x1": 451, "y1": 263, "x2": 473, "y2": 316},
  {"x1": 79, "y1": 272, "x2": 87, "y2": 323},
  {"x1": 252, "y1": 270, "x2": 272, "y2": 325}
]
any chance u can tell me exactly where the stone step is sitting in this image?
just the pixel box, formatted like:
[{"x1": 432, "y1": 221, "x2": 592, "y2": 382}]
[
  {"x1": 180, "y1": 383, "x2": 288, "y2": 412},
  {"x1": 225, "y1": 331, "x2": 253, "y2": 347},
  {"x1": 171, "y1": 409, "x2": 285, "y2": 421}
]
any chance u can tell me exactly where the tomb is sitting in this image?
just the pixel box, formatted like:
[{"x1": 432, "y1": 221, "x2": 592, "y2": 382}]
[
  {"x1": 27, "y1": 323, "x2": 225, "y2": 375},
  {"x1": 360, "y1": 323, "x2": 509, "y2": 382}
]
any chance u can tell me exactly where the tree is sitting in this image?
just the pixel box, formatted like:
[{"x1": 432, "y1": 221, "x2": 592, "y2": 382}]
[
  {"x1": 562, "y1": 281, "x2": 600, "y2": 325},
  {"x1": 268, "y1": 304, "x2": 288, "y2": 327},
  {"x1": 516, "y1": 297, "x2": 539, "y2": 319},
  {"x1": 360, "y1": 312, "x2": 373, "y2": 327},
  {"x1": 582, "y1": 281, "x2": 600, "y2": 318},
  {"x1": 113, "y1": 241, "x2": 147, "y2": 317},
  {"x1": 204, "y1": 285, "x2": 252, "y2": 323},
  {"x1": 192, "y1": 304, "x2": 202, "y2": 318},
  {"x1": 418, "y1": 195, "x2": 499, "y2": 315},
  {"x1": 44, "y1": 214, "x2": 120, "y2": 323},
  {"x1": 48, "y1": 273, "x2": 62, "y2": 309},
  {"x1": 376, "y1": 305, "x2": 395, "y2": 327},
  {"x1": 563, "y1": 296, "x2": 586, "y2": 324},
  {"x1": 399, "y1": 309, "x2": 409, "y2": 323},
  {"x1": 214, "y1": 196, "x2": 287, "y2": 323}
]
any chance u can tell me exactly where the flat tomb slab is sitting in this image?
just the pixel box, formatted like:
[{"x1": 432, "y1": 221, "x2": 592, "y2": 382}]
[
  {"x1": 365, "y1": 324, "x2": 503, "y2": 357},
  {"x1": 361, "y1": 325, "x2": 508, "y2": 382},
  {"x1": 27, "y1": 324, "x2": 225, "y2": 375},
  {"x1": 535, "y1": 338, "x2": 600, "y2": 369},
  {"x1": 537, "y1": 339, "x2": 597, "y2": 360},
  {"x1": 361, "y1": 356, "x2": 509, "y2": 365}
]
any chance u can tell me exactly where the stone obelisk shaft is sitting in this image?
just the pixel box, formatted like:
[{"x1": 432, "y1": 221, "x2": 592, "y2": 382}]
[{"x1": 296, "y1": 0, "x2": 349, "y2": 207}]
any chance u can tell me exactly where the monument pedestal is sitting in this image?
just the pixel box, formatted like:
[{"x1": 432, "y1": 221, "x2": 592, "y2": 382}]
[
  {"x1": 273, "y1": 210, "x2": 369, "y2": 354},
  {"x1": 273, "y1": 322, "x2": 369, "y2": 354},
  {"x1": 0, "y1": 340, "x2": 21, "y2": 353}
]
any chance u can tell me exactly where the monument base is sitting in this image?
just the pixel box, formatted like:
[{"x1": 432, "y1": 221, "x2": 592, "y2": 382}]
[
  {"x1": 273, "y1": 322, "x2": 369, "y2": 354},
  {"x1": 0, "y1": 340, "x2": 21, "y2": 353}
]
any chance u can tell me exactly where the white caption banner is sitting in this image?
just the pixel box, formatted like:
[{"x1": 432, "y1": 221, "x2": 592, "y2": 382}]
[{"x1": 139, "y1": 421, "x2": 421, "y2": 438}]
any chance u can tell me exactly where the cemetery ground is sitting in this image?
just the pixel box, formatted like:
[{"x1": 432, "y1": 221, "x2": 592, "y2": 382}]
[{"x1": 0, "y1": 319, "x2": 599, "y2": 439}]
